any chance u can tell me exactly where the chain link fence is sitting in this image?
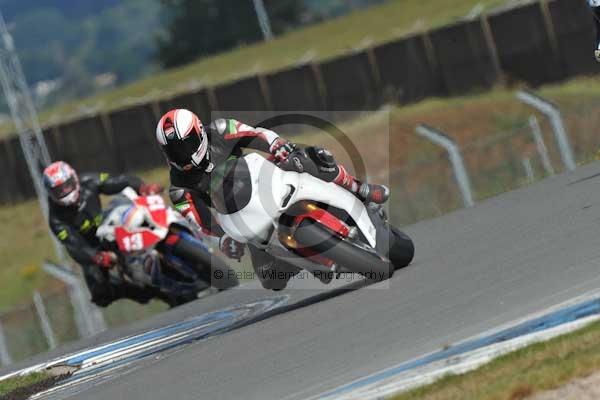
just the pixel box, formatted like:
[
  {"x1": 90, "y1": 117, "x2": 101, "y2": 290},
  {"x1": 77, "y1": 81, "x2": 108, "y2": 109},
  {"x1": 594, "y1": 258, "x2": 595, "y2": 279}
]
[
  {"x1": 390, "y1": 123, "x2": 548, "y2": 226},
  {"x1": 389, "y1": 101, "x2": 600, "y2": 227}
]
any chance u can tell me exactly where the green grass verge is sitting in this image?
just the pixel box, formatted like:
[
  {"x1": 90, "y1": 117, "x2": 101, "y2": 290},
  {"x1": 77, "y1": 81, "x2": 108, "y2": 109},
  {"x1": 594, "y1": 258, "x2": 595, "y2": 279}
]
[
  {"x1": 0, "y1": 372, "x2": 50, "y2": 397},
  {"x1": 13, "y1": 0, "x2": 507, "y2": 136},
  {"x1": 0, "y1": 201, "x2": 57, "y2": 311},
  {"x1": 393, "y1": 319, "x2": 600, "y2": 400}
]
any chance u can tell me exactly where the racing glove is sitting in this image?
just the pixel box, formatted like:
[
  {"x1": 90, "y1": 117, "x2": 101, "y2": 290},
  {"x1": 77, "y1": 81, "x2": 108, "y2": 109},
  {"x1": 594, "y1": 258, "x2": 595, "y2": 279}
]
[
  {"x1": 93, "y1": 251, "x2": 117, "y2": 269},
  {"x1": 269, "y1": 138, "x2": 296, "y2": 162},
  {"x1": 219, "y1": 234, "x2": 245, "y2": 261},
  {"x1": 139, "y1": 183, "x2": 164, "y2": 196}
]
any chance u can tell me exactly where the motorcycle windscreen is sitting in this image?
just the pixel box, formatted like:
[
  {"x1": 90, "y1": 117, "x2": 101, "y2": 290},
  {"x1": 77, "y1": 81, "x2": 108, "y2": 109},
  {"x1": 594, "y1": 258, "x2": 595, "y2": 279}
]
[{"x1": 211, "y1": 157, "x2": 253, "y2": 215}]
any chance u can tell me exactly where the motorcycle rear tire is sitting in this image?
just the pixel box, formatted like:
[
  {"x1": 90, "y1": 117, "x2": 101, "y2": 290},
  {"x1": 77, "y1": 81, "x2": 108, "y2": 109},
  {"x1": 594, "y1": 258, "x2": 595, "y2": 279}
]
[
  {"x1": 388, "y1": 226, "x2": 415, "y2": 270},
  {"x1": 294, "y1": 220, "x2": 394, "y2": 281}
]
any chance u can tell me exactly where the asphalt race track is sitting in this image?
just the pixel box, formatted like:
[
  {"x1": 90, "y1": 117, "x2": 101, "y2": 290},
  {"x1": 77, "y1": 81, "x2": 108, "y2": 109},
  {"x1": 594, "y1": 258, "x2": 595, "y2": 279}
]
[{"x1": 11, "y1": 161, "x2": 600, "y2": 400}]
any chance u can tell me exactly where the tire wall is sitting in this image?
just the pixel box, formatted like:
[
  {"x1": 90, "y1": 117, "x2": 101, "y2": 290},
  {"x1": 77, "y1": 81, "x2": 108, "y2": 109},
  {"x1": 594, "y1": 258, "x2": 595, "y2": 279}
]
[{"x1": 488, "y1": 2, "x2": 565, "y2": 85}]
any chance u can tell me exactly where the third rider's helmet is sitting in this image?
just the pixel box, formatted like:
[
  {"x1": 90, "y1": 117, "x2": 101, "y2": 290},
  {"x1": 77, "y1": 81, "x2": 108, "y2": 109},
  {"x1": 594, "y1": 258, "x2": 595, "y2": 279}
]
[{"x1": 156, "y1": 109, "x2": 209, "y2": 172}]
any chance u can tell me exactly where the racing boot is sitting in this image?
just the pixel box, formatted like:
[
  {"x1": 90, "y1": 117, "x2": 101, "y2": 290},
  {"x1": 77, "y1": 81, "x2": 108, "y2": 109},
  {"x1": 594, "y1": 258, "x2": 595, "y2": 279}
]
[
  {"x1": 250, "y1": 245, "x2": 299, "y2": 291},
  {"x1": 334, "y1": 165, "x2": 389, "y2": 204},
  {"x1": 256, "y1": 261, "x2": 291, "y2": 291},
  {"x1": 358, "y1": 182, "x2": 390, "y2": 205}
]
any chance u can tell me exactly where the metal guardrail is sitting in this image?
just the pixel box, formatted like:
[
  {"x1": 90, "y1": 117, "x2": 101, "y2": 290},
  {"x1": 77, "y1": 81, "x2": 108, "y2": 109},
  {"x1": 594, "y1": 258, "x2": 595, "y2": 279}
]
[
  {"x1": 528, "y1": 115, "x2": 555, "y2": 176},
  {"x1": 43, "y1": 262, "x2": 106, "y2": 337},
  {"x1": 33, "y1": 291, "x2": 57, "y2": 350},
  {"x1": 0, "y1": 322, "x2": 11, "y2": 366},
  {"x1": 415, "y1": 124, "x2": 475, "y2": 208},
  {"x1": 517, "y1": 90, "x2": 576, "y2": 172}
]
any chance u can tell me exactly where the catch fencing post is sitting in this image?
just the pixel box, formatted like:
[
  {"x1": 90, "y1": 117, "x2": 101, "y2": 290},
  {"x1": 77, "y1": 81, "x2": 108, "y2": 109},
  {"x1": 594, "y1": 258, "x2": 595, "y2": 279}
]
[
  {"x1": 33, "y1": 291, "x2": 57, "y2": 350},
  {"x1": 465, "y1": 3, "x2": 484, "y2": 20},
  {"x1": 0, "y1": 321, "x2": 11, "y2": 366},
  {"x1": 43, "y1": 263, "x2": 106, "y2": 338},
  {"x1": 522, "y1": 157, "x2": 535, "y2": 184},
  {"x1": 528, "y1": 116, "x2": 555, "y2": 176},
  {"x1": 517, "y1": 90, "x2": 576, "y2": 172},
  {"x1": 415, "y1": 124, "x2": 475, "y2": 208},
  {"x1": 252, "y1": 0, "x2": 273, "y2": 41}
]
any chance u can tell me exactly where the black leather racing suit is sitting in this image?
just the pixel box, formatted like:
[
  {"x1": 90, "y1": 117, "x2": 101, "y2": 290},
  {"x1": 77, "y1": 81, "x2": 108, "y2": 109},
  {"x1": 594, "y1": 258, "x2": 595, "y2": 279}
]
[
  {"x1": 48, "y1": 172, "x2": 157, "y2": 307},
  {"x1": 168, "y1": 119, "x2": 277, "y2": 237},
  {"x1": 168, "y1": 119, "x2": 341, "y2": 289}
]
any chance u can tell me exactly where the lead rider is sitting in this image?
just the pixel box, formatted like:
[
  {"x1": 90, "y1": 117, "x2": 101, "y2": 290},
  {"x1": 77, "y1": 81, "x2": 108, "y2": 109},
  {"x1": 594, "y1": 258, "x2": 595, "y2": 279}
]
[{"x1": 155, "y1": 109, "x2": 389, "y2": 289}]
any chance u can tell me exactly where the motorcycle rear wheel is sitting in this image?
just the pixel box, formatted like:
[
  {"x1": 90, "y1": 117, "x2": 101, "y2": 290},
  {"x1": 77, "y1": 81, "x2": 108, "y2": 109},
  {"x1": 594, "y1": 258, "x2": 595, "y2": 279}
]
[
  {"x1": 293, "y1": 220, "x2": 394, "y2": 281},
  {"x1": 388, "y1": 226, "x2": 415, "y2": 270}
]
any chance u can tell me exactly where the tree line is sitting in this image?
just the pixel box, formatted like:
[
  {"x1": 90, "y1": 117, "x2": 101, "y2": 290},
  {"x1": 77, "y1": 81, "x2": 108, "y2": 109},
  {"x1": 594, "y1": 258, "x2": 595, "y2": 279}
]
[{"x1": 156, "y1": 0, "x2": 306, "y2": 68}]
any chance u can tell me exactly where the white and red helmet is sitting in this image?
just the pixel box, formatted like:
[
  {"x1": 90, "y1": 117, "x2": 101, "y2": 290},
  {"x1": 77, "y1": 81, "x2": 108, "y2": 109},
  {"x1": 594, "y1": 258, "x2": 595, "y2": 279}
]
[
  {"x1": 43, "y1": 161, "x2": 80, "y2": 206},
  {"x1": 156, "y1": 109, "x2": 209, "y2": 172}
]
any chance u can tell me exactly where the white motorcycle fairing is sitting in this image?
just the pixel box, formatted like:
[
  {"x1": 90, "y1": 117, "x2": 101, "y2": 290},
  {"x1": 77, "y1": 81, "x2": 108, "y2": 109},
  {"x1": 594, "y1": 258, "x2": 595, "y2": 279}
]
[{"x1": 217, "y1": 153, "x2": 377, "y2": 248}]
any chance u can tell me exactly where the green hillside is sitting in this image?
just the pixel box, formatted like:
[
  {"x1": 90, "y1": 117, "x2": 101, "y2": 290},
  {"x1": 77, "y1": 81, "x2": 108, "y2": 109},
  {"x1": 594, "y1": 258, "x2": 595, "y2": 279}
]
[
  {"x1": 7, "y1": 0, "x2": 161, "y2": 105},
  {"x1": 32, "y1": 0, "x2": 505, "y2": 132}
]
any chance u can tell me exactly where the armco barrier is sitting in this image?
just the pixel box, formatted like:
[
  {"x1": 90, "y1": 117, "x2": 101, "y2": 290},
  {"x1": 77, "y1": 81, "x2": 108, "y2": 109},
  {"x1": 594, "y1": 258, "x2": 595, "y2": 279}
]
[
  {"x1": 266, "y1": 64, "x2": 324, "y2": 111},
  {"x1": 0, "y1": 139, "x2": 20, "y2": 203},
  {"x1": 430, "y1": 19, "x2": 499, "y2": 95},
  {"x1": 489, "y1": 2, "x2": 564, "y2": 85},
  {"x1": 213, "y1": 76, "x2": 269, "y2": 115},
  {"x1": 549, "y1": 0, "x2": 598, "y2": 77},
  {"x1": 158, "y1": 89, "x2": 213, "y2": 123},
  {"x1": 320, "y1": 51, "x2": 380, "y2": 112},
  {"x1": 6, "y1": 136, "x2": 35, "y2": 201},
  {"x1": 40, "y1": 124, "x2": 91, "y2": 178},
  {"x1": 374, "y1": 34, "x2": 444, "y2": 104},
  {"x1": 42, "y1": 125, "x2": 62, "y2": 168},
  {"x1": 51, "y1": 116, "x2": 118, "y2": 173},
  {"x1": 108, "y1": 104, "x2": 164, "y2": 172}
]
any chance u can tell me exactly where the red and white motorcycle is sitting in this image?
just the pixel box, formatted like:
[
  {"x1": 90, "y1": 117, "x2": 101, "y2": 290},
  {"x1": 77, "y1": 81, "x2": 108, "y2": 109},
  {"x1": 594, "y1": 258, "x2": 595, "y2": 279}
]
[
  {"x1": 96, "y1": 189, "x2": 238, "y2": 305},
  {"x1": 211, "y1": 152, "x2": 414, "y2": 286}
]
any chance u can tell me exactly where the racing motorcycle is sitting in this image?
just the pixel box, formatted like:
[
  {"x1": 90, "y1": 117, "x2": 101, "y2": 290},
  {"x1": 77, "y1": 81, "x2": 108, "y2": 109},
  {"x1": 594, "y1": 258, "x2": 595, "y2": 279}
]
[
  {"x1": 211, "y1": 151, "x2": 415, "y2": 286},
  {"x1": 96, "y1": 188, "x2": 238, "y2": 306}
]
